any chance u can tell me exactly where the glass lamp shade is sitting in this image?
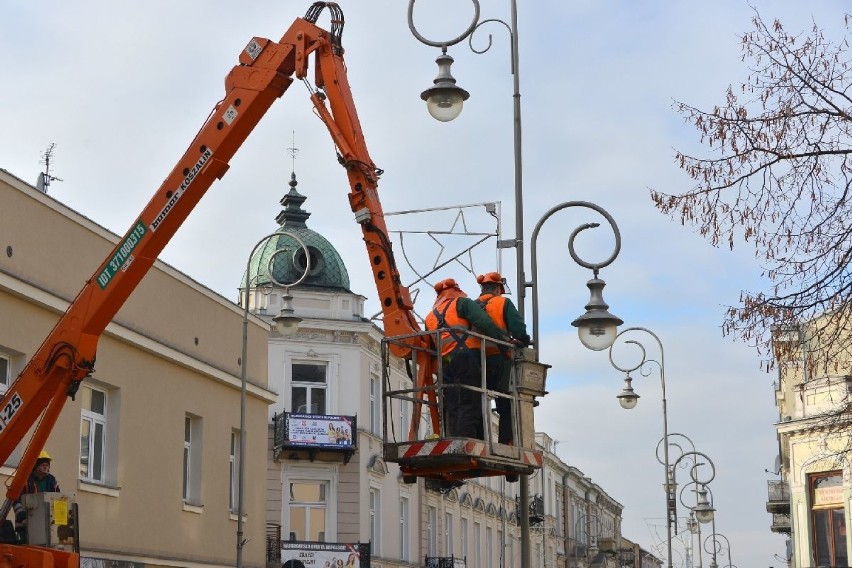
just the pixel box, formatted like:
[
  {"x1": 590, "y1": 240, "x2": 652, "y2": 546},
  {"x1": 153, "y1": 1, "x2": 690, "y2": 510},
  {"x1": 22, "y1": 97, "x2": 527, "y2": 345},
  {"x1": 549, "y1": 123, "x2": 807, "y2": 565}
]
[
  {"x1": 425, "y1": 90, "x2": 465, "y2": 122},
  {"x1": 694, "y1": 505, "x2": 715, "y2": 524},
  {"x1": 577, "y1": 322, "x2": 618, "y2": 351},
  {"x1": 617, "y1": 392, "x2": 638, "y2": 409},
  {"x1": 273, "y1": 312, "x2": 302, "y2": 336},
  {"x1": 273, "y1": 293, "x2": 302, "y2": 336}
]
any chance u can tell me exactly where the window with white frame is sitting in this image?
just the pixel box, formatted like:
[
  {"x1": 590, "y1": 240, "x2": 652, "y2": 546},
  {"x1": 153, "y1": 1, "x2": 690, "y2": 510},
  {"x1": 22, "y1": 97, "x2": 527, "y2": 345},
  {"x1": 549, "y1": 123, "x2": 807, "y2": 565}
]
[
  {"x1": 444, "y1": 512, "x2": 454, "y2": 556},
  {"x1": 183, "y1": 417, "x2": 191, "y2": 499},
  {"x1": 182, "y1": 414, "x2": 203, "y2": 505},
  {"x1": 289, "y1": 480, "x2": 328, "y2": 541},
  {"x1": 369, "y1": 370, "x2": 380, "y2": 435},
  {"x1": 291, "y1": 362, "x2": 327, "y2": 414},
  {"x1": 229, "y1": 429, "x2": 241, "y2": 512},
  {"x1": 427, "y1": 506, "x2": 438, "y2": 556},
  {"x1": 369, "y1": 487, "x2": 381, "y2": 555},
  {"x1": 461, "y1": 517, "x2": 468, "y2": 559},
  {"x1": 473, "y1": 521, "x2": 481, "y2": 568},
  {"x1": 0, "y1": 351, "x2": 25, "y2": 467},
  {"x1": 0, "y1": 352, "x2": 10, "y2": 392},
  {"x1": 79, "y1": 385, "x2": 107, "y2": 483},
  {"x1": 399, "y1": 496, "x2": 410, "y2": 562}
]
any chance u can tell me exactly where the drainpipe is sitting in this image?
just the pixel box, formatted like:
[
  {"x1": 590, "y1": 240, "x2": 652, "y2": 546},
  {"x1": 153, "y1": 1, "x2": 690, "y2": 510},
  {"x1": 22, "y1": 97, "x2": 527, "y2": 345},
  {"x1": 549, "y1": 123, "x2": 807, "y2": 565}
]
[
  {"x1": 502, "y1": 476, "x2": 507, "y2": 568},
  {"x1": 418, "y1": 477, "x2": 424, "y2": 564},
  {"x1": 562, "y1": 473, "x2": 570, "y2": 568}
]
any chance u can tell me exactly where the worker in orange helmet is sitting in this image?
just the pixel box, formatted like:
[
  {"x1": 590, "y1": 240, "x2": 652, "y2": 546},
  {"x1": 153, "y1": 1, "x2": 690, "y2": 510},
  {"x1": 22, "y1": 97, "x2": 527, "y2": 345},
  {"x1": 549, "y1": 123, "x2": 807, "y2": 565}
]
[
  {"x1": 476, "y1": 272, "x2": 530, "y2": 446},
  {"x1": 425, "y1": 278, "x2": 509, "y2": 439}
]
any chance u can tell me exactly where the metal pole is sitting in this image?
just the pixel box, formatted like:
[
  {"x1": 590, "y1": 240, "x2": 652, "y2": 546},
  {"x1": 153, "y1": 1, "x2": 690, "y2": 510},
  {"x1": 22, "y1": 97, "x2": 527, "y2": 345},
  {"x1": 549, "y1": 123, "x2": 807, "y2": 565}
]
[
  {"x1": 236, "y1": 231, "x2": 310, "y2": 568},
  {"x1": 502, "y1": 1, "x2": 531, "y2": 566},
  {"x1": 236, "y1": 253, "x2": 252, "y2": 568},
  {"x1": 609, "y1": 328, "x2": 673, "y2": 567},
  {"x1": 709, "y1": 517, "x2": 718, "y2": 568},
  {"x1": 695, "y1": 505, "x2": 702, "y2": 568}
]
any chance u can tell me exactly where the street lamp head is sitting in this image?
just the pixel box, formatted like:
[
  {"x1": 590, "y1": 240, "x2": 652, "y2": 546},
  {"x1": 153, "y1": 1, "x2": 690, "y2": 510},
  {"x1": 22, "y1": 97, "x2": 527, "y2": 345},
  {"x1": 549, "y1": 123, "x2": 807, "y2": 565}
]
[
  {"x1": 272, "y1": 291, "x2": 302, "y2": 336},
  {"x1": 616, "y1": 374, "x2": 639, "y2": 409},
  {"x1": 693, "y1": 486, "x2": 716, "y2": 524},
  {"x1": 685, "y1": 512, "x2": 698, "y2": 534},
  {"x1": 571, "y1": 276, "x2": 623, "y2": 351},
  {"x1": 420, "y1": 52, "x2": 470, "y2": 122}
]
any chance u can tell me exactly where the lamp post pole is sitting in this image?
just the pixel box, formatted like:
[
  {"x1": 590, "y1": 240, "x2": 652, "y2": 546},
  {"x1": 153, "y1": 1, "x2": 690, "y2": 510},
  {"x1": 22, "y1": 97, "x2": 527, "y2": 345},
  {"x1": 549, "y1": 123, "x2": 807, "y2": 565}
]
[
  {"x1": 409, "y1": 5, "x2": 623, "y2": 568},
  {"x1": 606, "y1": 327, "x2": 673, "y2": 567},
  {"x1": 703, "y1": 490, "x2": 732, "y2": 568},
  {"x1": 236, "y1": 230, "x2": 309, "y2": 568},
  {"x1": 572, "y1": 512, "x2": 603, "y2": 565},
  {"x1": 408, "y1": 1, "x2": 533, "y2": 563},
  {"x1": 671, "y1": 450, "x2": 717, "y2": 568}
]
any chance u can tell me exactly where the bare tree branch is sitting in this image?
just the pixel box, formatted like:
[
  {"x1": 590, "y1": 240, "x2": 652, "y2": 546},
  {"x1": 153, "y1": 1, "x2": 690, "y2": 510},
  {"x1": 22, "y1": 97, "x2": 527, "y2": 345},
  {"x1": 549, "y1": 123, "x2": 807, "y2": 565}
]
[{"x1": 651, "y1": 8, "x2": 852, "y2": 374}]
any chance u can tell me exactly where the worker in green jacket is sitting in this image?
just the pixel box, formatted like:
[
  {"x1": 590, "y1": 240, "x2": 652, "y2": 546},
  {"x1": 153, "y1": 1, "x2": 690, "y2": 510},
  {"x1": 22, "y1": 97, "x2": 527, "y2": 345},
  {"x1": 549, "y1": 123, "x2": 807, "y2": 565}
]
[{"x1": 476, "y1": 272, "x2": 530, "y2": 446}]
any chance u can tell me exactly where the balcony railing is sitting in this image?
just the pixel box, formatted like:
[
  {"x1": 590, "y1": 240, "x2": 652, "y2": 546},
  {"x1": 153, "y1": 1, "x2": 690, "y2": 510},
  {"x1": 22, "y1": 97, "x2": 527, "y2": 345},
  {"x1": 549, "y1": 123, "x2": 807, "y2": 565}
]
[
  {"x1": 515, "y1": 494, "x2": 544, "y2": 525},
  {"x1": 766, "y1": 479, "x2": 790, "y2": 513},
  {"x1": 266, "y1": 524, "x2": 281, "y2": 562},
  {"x1": 272, "y1": 411, "x2": 357, "y2": 464},
  {"x1": 770, "y1": 512, "x2": 792, "y2": 534},
  {"x1": 425, "y1": 555, "x2": 466, "y2": 568}
]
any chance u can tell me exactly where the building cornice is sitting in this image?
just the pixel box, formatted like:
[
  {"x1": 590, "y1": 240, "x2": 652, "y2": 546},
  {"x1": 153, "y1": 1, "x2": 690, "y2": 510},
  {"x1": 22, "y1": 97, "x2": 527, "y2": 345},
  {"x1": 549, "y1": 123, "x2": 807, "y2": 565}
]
[{"x1": 0, "y1": 269, "x2": 276, "y2": 404}]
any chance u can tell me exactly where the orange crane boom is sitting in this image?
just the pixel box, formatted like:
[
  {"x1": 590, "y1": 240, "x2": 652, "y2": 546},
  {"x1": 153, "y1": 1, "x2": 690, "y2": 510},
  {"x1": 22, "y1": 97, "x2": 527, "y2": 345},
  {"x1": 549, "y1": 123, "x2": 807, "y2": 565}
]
[{"x1": 0, "y1": 4, "x2": 434, "y2": 566}]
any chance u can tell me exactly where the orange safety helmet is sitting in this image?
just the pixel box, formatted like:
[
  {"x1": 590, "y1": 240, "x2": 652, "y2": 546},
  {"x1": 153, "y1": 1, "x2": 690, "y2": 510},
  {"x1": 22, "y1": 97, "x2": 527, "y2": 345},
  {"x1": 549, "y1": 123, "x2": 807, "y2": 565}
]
[
  {"x1": 477, "y1": 272, "x2": 506, "y2": 293},
  {"x1": 433, "y1": 278, "x2": 460, "y2": 293}
]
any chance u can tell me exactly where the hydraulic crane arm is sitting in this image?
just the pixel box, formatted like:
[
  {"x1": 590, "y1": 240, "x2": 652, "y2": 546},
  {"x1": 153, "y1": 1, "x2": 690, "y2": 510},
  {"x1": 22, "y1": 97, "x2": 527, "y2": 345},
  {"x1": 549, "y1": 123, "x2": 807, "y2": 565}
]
[{"x1": 0, "y1": 2, "x2": 429, "y2": 515}]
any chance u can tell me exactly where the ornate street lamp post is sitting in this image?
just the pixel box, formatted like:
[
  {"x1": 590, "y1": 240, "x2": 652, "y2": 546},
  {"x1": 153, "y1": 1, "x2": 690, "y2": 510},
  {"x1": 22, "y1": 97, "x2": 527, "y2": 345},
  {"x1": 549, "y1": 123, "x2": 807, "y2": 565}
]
[
  {"x1": 572, "y1": 513, "x2": 604, "y2": 565},
  {"x1": 672, "y1": 450, "x2": 717, "y2": 568},
  {"x1": 606, "y1": 327, "x2": 674, "y2": 566},
  {"x1": 408, "y1": 4, "x2": 623, "y2": 568},
  {"x1": 236, "y1": 230, "x2": 309, "y2": 568},
  {"x1": 703, "y1": 489, "x2": 733, "y2": 568}
]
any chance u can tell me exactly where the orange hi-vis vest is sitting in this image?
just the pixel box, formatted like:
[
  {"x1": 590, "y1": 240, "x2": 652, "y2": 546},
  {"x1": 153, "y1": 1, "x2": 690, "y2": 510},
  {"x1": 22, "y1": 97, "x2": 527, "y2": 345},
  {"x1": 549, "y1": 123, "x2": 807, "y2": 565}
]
[
  {"x1": 425, "y1": 298, "x2": 482, "y2": 357},
  {"x1": 477, "y1": 293, "x2": 507, "y2": 355}
]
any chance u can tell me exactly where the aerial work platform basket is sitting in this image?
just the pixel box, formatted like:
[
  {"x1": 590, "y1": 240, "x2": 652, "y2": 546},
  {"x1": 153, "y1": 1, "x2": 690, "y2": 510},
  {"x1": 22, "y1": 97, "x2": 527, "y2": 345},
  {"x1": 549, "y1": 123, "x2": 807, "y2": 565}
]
[{"x1": 381, "y1": 329, "x2": 549, "y2": 483}]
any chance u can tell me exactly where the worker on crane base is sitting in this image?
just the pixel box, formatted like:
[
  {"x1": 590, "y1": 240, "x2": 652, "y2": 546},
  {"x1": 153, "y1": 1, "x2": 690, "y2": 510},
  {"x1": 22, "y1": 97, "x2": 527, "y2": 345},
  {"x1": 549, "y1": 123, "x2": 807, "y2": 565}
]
[
  {"x1": 13, "y1": 450, "x2": 61, "y2": 542},
  {"x1": 476, "y1": 272, "x2": 531, "y2": 446},
  {"x1": 425, "y1": 278, "x2": 508, "y2": 440}
]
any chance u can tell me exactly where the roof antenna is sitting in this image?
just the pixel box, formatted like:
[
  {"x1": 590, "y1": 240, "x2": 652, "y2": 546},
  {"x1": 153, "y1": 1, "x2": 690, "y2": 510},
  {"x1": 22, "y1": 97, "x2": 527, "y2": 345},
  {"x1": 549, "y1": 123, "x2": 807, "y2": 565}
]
[
  {"x1": 286, "y1": 131, "x2": 299, "y2": 176},
  {"x1": 36, "y1": 143, "x2": 63, "y2": 194}
]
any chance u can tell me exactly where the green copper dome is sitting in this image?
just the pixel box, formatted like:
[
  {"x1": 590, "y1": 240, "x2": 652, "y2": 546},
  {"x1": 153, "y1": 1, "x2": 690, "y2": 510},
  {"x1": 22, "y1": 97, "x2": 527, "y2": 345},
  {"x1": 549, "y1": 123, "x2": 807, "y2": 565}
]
[{"x1": 243, "y1": 173, "x2": 351, "y2": 292}]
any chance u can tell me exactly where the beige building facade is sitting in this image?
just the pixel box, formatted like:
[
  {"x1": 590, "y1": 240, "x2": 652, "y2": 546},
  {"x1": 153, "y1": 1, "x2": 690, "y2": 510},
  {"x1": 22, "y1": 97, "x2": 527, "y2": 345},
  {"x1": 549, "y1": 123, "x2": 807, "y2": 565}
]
[
  {"x1": 771, "y1": 323, "x2": 852, "y2": 566},
  {"x1": 0, "y1": 168, "x2": 276, "y2": 568},
  {"x1": 1, "y1": 164, "x2": 658, "y2": 568}
]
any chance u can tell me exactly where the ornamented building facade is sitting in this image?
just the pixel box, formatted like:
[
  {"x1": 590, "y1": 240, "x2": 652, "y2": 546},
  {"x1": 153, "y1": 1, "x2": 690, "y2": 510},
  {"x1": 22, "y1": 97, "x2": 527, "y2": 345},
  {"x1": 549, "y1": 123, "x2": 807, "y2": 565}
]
[{"x1": 770, "y1": 323, "x2": 852, "y2": 566}]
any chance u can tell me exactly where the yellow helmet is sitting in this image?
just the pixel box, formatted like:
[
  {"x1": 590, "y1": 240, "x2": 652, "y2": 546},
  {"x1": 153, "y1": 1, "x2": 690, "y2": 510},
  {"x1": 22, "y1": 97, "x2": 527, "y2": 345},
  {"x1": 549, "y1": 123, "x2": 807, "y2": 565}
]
[{"x1": 35, "y1": 450, "x2": 52, "y2": 466}]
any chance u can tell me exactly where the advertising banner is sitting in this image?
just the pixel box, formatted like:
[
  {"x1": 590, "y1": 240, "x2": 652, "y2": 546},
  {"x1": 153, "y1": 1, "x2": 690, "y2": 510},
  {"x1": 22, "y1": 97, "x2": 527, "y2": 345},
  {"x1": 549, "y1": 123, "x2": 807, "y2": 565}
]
[
  {"x1": 284, "y1": 413, "x2": 354, "y2": 448},
  {"x1": 280, "y1": 542, "x2": 369, "y2": 568}
]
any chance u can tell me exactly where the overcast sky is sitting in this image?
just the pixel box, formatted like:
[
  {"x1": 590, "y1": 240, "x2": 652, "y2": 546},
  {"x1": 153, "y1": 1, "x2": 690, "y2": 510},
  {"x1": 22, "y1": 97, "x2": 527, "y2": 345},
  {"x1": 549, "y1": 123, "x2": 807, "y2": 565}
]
[{"x1": 4, "y1": 0, "x2": 850, "y2": 565}]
